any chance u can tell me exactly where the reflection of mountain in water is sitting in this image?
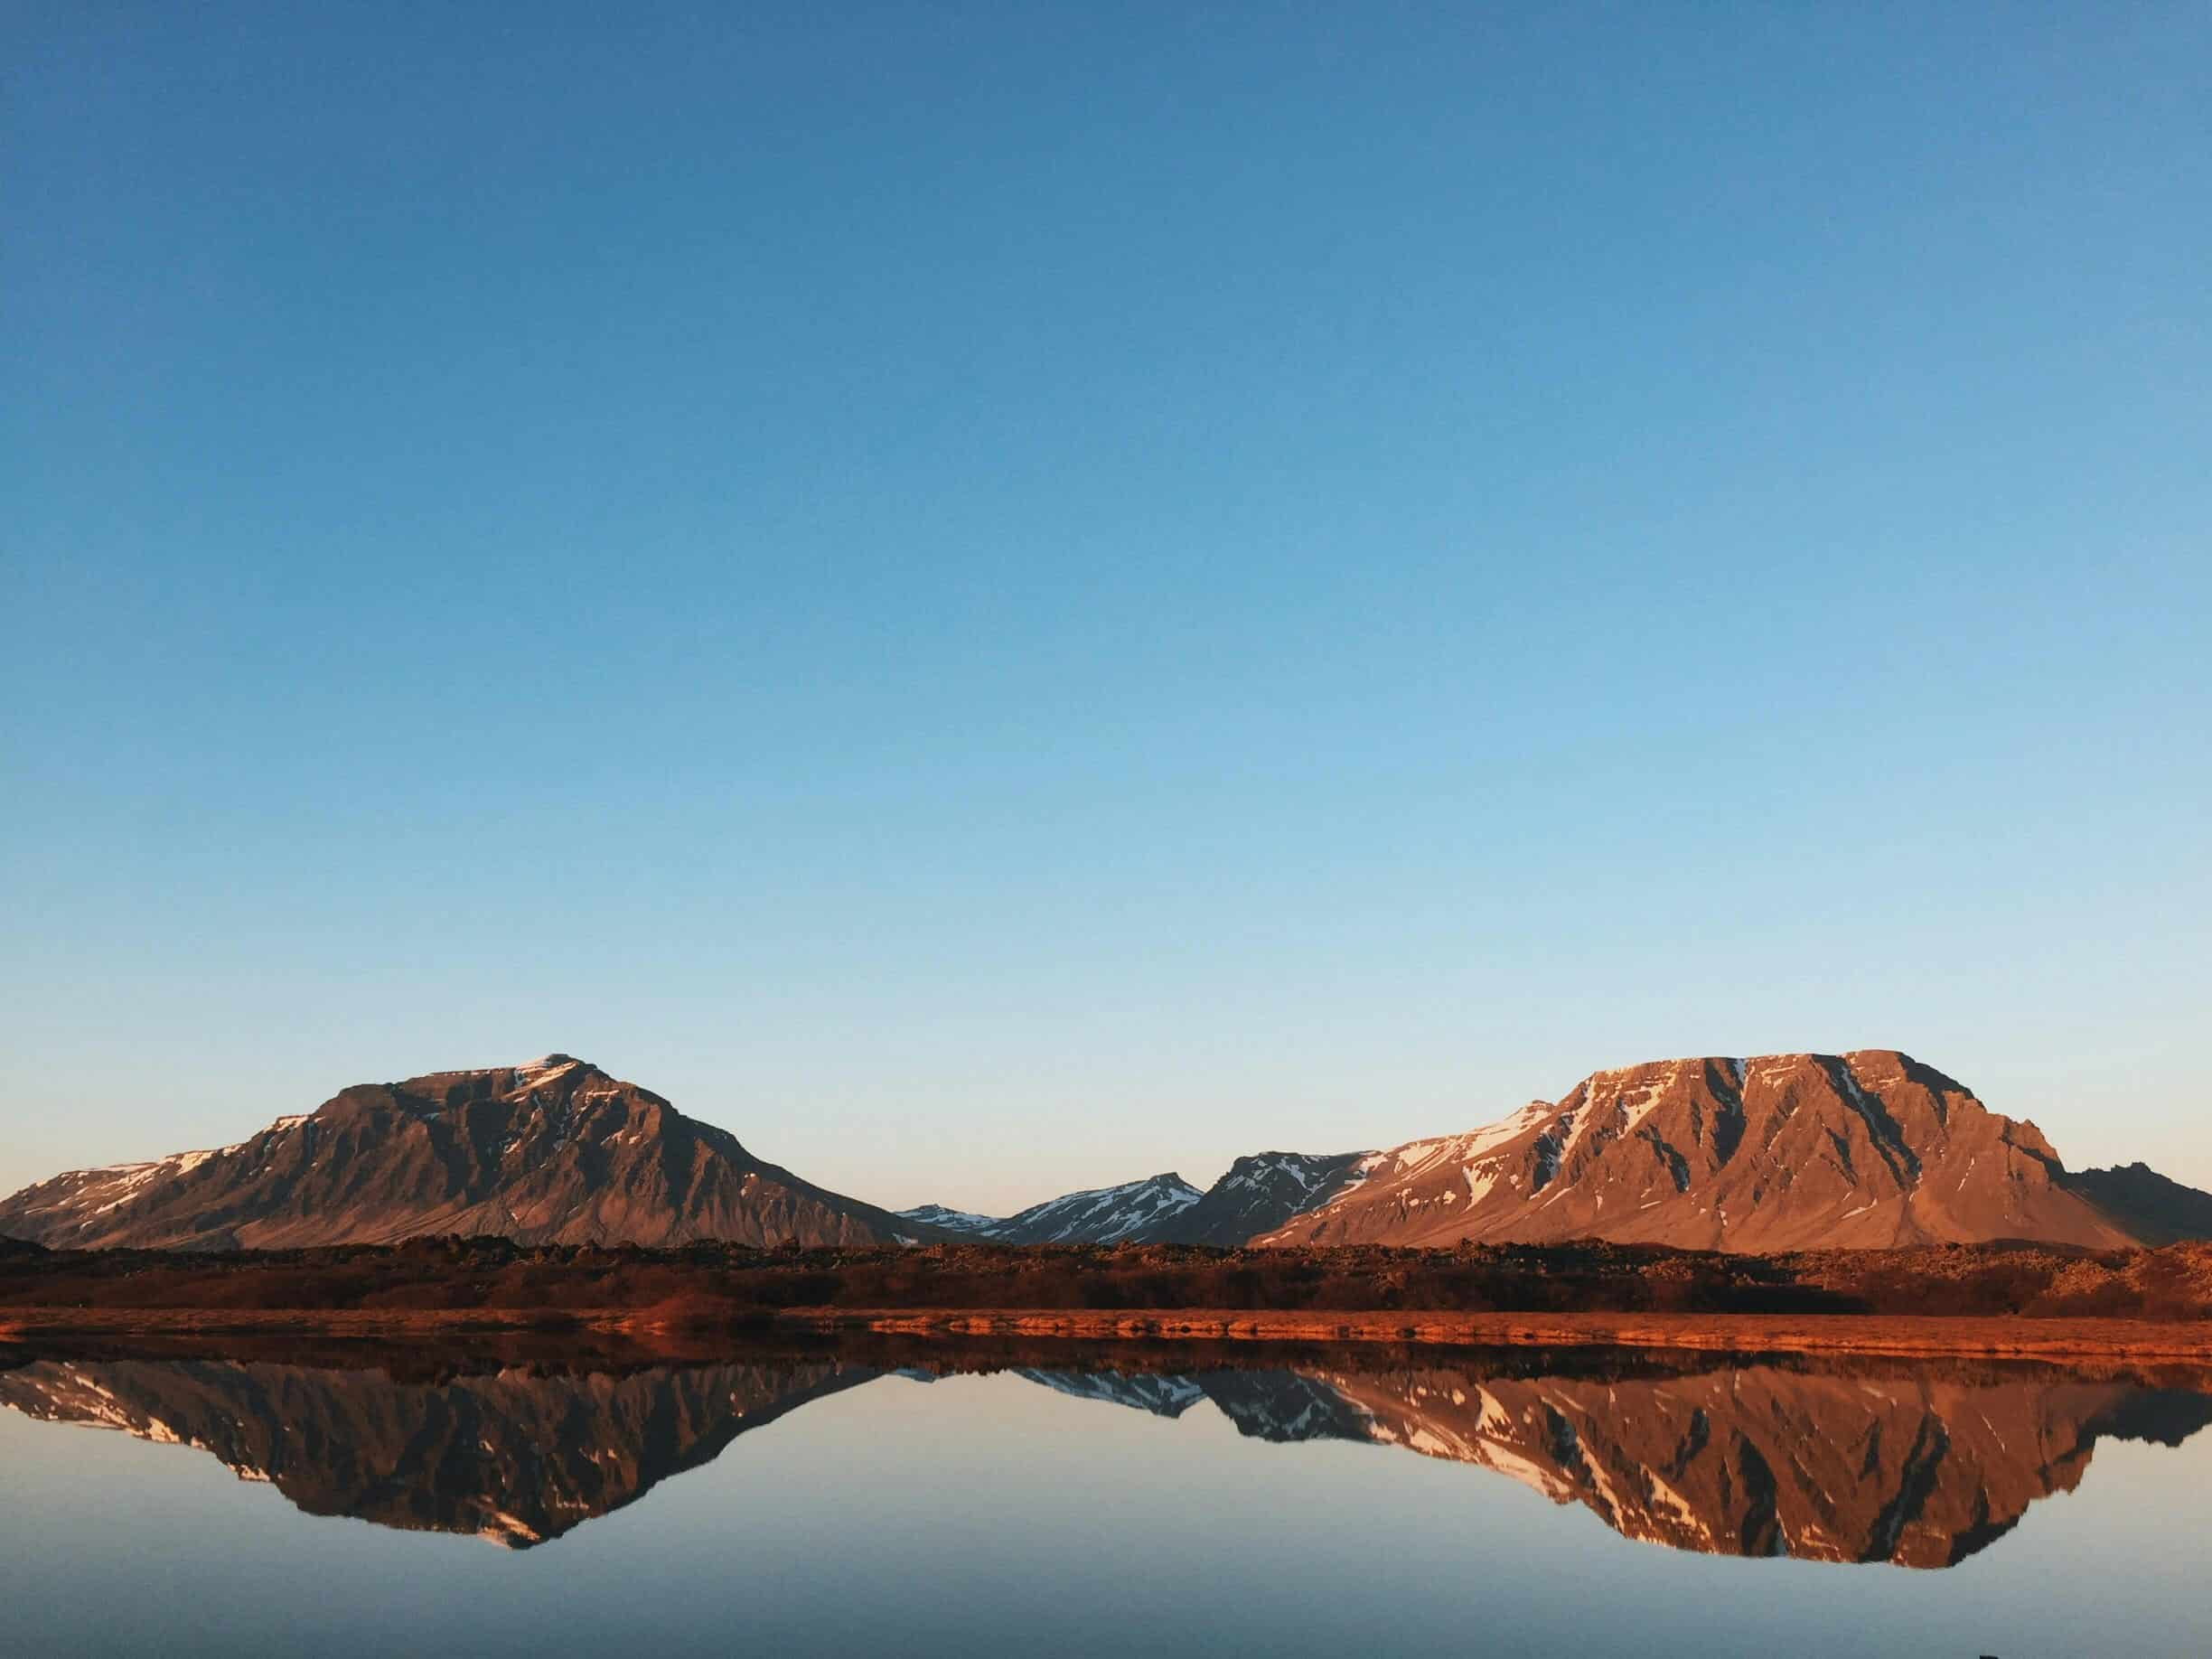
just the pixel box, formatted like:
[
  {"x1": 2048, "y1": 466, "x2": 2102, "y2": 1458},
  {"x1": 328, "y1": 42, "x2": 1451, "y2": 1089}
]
[
  {"x1": 1024, "y1": 1364, "x2": 1373, "y2": 1442},
  {"x1": 0, "y1": 1357, "x2": 877, "y2": 1548},
  {"x1": 4, "y1": 1349, "x2": 2206, "y2": 1564},
  {"x1": 1017, "y1": 1368, "x2": 1210, "y2": 1417},
  {"x1": 1231, "y1": 1364, "x2": 2212, "y2": 1567}
]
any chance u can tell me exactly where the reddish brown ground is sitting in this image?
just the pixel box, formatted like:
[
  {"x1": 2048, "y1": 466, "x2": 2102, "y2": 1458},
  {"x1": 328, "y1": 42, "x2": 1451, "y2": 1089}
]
[{"x1": 6, "y1": 1236, "x2": 2211, "y2": 1362}]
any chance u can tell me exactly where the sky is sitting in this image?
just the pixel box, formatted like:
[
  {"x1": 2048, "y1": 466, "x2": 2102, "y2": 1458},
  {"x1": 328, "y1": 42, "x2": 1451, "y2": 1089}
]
[{"x1": 4, "y1": 2, "x2": 2207, "y2": 1212}]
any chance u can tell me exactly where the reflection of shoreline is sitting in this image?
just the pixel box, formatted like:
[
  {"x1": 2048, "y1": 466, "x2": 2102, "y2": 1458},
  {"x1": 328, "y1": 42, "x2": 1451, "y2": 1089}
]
[
  {"x1": 5, "y1": 1343, "x2": 2208, "y2": 1565},
  {"x1": 12, "y1": 1329, "x2": 2212, "y2": 1392},
  {"x1": 784, "y1": 1307, "x2": 2212, "y2": 1364},
  {"x1": 6, "y1": 1305, "x2": 2212, "y2": 1363}
]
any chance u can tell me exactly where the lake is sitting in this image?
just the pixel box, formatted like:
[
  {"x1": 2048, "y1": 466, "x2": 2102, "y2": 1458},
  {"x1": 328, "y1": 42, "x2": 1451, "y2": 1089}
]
[{"x1": 3, "y1": 1342, "x2": 2207, "y2": 1657}]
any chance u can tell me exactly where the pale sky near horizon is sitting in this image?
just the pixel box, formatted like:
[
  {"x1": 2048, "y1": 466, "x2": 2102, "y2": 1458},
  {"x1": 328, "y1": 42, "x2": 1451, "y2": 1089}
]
[{"x1": 5, "y1": 3, "x2": 2207, "y2": 1212}]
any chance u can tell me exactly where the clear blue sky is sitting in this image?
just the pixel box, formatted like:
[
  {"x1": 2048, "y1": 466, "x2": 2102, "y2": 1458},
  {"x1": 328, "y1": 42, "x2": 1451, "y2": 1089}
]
[{"x1": 5, "y1": 2, "x2": 2207, "y2": 1211}]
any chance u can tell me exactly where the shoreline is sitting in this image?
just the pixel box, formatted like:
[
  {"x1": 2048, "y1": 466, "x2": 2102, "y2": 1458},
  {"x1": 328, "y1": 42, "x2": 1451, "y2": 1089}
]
[
  {"x1": 784, "y1": 1307, "x2": 2212, "y2": 1360},
  {"x1": 5, "y1": 1305, "x2": 2212, "y2": 1362}
]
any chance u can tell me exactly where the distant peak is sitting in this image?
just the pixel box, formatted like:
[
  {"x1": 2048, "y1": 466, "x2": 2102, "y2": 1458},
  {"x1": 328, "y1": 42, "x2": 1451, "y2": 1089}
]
[{"x1": 517, "y1": 1054, "x2": 586, "y2": 1073}]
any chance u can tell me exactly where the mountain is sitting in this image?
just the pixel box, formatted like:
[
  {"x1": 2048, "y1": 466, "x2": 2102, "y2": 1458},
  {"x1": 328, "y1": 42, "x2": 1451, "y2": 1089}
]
[
  {"x1": 896, "y1": 1173, "x2": 1204, "y2": 1244},
  {"x1": 0, "y1": 1055, "x2": 934, "y2": 1251},
  {"x1": 1152, "y1": 1151, "x2": 1374, "y2": 1245},
  {"x1": 2060, "y1": 1163, "x2": 2212, "y2": 1248},
  {"x1": 895, "y1": 1204, "x2": 1000, "y2": 1236},
  {"x1": 899, "y1": 1154, "x2": 1369, "y2": 1248},
  {"x1": 1258, "y1": 1050, "x2": 2164, "y2": 1251}
]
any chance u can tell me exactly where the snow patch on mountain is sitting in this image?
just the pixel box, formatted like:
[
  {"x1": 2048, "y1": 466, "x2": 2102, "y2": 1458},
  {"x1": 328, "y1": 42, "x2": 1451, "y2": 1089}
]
[
  {"x1": 976, "y1": 1174, "x2": 1204, "y2": 1245},
  {"x1": 895, "y1": 1204, "x2": 1000, "y2": 1235}
]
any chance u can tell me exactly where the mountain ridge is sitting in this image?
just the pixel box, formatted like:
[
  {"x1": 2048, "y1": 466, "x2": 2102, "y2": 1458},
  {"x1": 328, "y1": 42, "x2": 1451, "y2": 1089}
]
[
  {"x1": 898, "y1": 1173, "x2": 1204, "y2": 1245},
  {"x1": 905, "y1": 1151, "x2": 1379, "y2": 1249}
]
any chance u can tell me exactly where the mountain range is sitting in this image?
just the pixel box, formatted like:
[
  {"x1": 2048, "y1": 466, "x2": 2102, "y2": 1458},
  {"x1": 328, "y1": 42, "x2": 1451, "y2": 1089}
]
[
  {"x1": 3, "y1": 1048, "x2": 2206, "y2": 1253},
  {"x1": 904, "y1": 1049, "x2": 2206, "y2": 1251}
]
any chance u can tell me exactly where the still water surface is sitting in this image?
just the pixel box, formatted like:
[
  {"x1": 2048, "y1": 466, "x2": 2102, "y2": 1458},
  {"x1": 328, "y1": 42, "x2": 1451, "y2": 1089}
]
[{"x1": 2, "y1": 1344, "x2": 2207, "y2": 1657}]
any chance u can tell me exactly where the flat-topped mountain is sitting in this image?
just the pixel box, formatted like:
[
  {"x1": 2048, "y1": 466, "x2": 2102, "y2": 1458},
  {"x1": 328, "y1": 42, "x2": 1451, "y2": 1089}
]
[
  {"x1": 1258, "y1": 1050, "x2": 2149, "y2": 1251},
  {"x1": 0, "y1": 1056, "x2": 932, "y2": 1251}
]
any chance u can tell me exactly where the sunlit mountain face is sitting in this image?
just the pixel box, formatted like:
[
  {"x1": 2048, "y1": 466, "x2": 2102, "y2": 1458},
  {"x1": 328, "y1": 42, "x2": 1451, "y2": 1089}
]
[{"x1": 5, "y1": 1345, "x2": 2205, "y2": 1563}]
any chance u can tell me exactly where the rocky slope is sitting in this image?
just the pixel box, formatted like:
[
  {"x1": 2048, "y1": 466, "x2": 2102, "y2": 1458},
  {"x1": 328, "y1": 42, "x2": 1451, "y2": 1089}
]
[
  {"x1": 1258, "y1": 1050, "x2": 2154, "y2": 1251},
  {"x1": 0, "y1": 1056, "x2": 934, "y2": 1251}
]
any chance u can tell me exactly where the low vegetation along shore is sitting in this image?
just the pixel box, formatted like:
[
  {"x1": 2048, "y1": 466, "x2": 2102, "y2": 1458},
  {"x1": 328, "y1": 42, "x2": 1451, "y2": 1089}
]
[{"x1": 5, "y1": 1234, "x2": 2210, "y2": 1359}]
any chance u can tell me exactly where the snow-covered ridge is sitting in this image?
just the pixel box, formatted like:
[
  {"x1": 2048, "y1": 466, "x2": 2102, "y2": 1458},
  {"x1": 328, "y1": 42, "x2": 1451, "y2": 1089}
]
[
  {"x1": 17, "y1": 1125, "x2": 287, "y2": 1231},
  {"x1": 1017, "y1": 1369, "x2": 1209, "y2": 1418},
  {"x1": 1219, "y1": 1151, "x2": 1363, "y2": 1197},
  {"x1": 1294, "y1": 1055, "x2": 1797, "y2": 1230},
  {"x1": 904, "y1": 1151, "x2": 1374, "y2": 1247},
  {"x1": 900, "y1": 1174, "x2": 1203, "y2": 1245},
  {"x1": 1291, "y1": 1100, "x2": 1563, "y2": 1228},
  {"x1": 896, "y1": 1204, "x2": 999, "y2": 1235}
]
